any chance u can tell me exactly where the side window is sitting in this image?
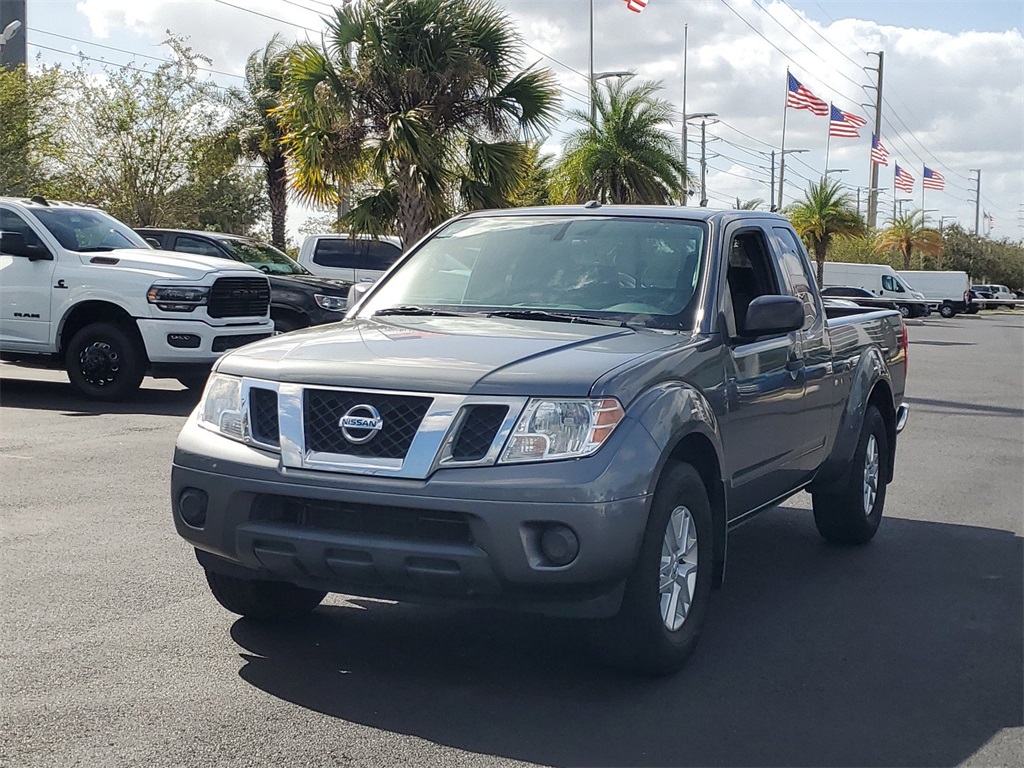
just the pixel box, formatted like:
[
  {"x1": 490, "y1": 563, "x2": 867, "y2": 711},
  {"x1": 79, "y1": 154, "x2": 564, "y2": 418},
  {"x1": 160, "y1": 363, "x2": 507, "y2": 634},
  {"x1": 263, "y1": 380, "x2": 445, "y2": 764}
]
[
  {"x1": 0, "y1": 208, "x2": 45, "y2": 250},
  {"x1": 174, "y1": 235, "x2": 224, "y2": 258},
  {"x1": 725, "y1": 229, "x2": 781, "y2": 336},
  {"x1": 881, "y1": 275, "x2": 905, "y2": 293},
  {"x1": 363, "y1": 241, "x2": 402, "y2": 272},
  {"x1": 312, "y1": 238, "x2": 362, "y2": 269},
  {"x1": 772, "y1": 227, "x2": 819, "y2": 327}
]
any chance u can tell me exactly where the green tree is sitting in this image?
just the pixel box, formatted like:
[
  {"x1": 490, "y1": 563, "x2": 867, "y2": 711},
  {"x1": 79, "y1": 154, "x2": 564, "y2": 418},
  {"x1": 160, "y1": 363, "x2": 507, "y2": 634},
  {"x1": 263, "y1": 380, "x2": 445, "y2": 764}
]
[
  {"x1": 550, "y1": 76, "x2": 689, "y2": 205},
  {"x1": 277, "y1": 0, "x2": 559, "y2": 245},
  {"x1": 510, "y1": 143, "x2": 554, "y2": 207},
  {"x1": 735, "y1": 197, "x2": 764, "y2": 210},
  {"x1": 228, "y1": 34, "x2": 290, "y2": 248},
  {"x1": 786, "y1": 178, "x2": 865, "y2": 284},
  {"x1": 0, "y1": 65, "x2": 65, "y2": 196},
  {"x1": 874, "y1": 209, "x2": 943, "y2": 270}
]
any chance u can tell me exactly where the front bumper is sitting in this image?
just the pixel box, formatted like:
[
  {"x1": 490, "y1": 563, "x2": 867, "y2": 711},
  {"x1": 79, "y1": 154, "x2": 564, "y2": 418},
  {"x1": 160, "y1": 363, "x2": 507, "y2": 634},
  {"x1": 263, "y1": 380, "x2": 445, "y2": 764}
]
[
  {"x1": 137, "y1": 318, "x2": 273, "y2": 363},
  {"x1": 171, "y1": 415, "x2": 658, "y2": 618}
]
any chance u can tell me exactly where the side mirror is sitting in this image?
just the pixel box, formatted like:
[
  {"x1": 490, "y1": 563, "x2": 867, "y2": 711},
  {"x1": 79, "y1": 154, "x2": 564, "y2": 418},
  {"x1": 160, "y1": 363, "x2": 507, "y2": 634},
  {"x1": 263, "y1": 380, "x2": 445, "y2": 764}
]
[
  {"x1": 0, "y1": 231, "x2": 54, "y2": 261},
  {"x1": 348, "y1": 281, "x2": 373, "y2": 306},
  {"x1": 743, "y1": 295, "x2": 804, "y2": 337}
]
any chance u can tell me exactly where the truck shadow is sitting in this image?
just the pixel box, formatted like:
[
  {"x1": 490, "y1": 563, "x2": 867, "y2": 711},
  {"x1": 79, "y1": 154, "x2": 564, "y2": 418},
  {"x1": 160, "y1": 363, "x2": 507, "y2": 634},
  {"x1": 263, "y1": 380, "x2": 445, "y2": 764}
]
[
  {"x1": 230, "y1": 509, "x2": 1023, "y2": 767},
  {"x1": 0, "y1": 375, "x2": 199, "y2": 417}
]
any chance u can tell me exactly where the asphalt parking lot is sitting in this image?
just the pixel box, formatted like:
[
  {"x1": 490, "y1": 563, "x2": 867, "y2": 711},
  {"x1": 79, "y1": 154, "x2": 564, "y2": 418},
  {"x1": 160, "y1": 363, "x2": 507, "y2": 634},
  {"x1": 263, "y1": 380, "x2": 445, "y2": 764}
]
[{"x1": 2, "y1": 312, "x2": 1021, "y2": 768}]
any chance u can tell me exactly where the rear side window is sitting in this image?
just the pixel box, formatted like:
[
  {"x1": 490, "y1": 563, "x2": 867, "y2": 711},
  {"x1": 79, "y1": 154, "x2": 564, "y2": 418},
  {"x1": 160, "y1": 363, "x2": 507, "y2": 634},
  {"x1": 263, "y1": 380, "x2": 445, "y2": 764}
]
[
  {"x1": 174, "y1": 235, "x2": 224, "y2": 258},
  {"x1": 312, "y1": 238, "x2": 401, "y2": 270},
  {"x1": 772, "y1": 227, "x2": 819, "y2": 327}
]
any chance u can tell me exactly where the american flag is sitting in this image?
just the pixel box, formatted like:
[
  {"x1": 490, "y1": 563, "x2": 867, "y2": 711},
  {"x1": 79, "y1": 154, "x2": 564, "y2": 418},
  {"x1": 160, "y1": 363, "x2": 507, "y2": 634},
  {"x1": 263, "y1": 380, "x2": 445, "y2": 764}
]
[
  {"x1": 984, "y1": 211, "x2": 995, "y2": 230},
  {"x1": 829, "y1": 104, "x2": 867, "y2": 138},
  {"x1": 620, "y1": 0, "x2": 648, "y2": 12},
  {"x1": 922, "y1": 166, "x2": 945, "y2": 190},
  {"x1": 786, "y1": 73, "x2": 829, "y2": 116},
  {"x1": 870, "y1": 134, "x2": 890, "y2": 166},
  {"x1": 894, "y1": 163, "x2": 915, "y2": 193}
]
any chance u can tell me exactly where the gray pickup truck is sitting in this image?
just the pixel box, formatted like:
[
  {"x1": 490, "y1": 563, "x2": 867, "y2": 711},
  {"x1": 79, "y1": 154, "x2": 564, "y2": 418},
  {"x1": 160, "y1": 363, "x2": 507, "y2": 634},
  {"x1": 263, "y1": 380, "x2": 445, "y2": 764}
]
[{"x1": 171, "y1": 205, "x2": 909, "y2": 675}]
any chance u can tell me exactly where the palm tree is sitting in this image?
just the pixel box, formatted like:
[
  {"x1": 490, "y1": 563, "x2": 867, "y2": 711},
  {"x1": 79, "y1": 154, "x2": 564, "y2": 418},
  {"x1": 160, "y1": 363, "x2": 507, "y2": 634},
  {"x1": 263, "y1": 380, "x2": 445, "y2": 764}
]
[
  {"x1": 276, "y1": 0, "x2": 558, "y2": 246},
  {"x1": 228, "y1": 34, "x2": 290, "y2": 249},
  {"x1": 550, "y1": 76, "x2": 689, "y2": 205},
  {"x1": 786, "y1": 179, "x2": 865, "y2": 284},
  {"x1": 735, "y1": 197, "x2": 764, "y2": 210},
  {"x1": 874, "y1": 209, "x2": 943, "y2": 269}
]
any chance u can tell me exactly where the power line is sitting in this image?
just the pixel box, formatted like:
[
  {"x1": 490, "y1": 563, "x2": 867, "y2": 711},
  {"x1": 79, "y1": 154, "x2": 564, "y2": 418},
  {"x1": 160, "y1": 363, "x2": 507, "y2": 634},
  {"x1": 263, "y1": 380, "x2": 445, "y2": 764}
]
[{"x1": 210, "y1": 0, "x2": 320, "y2": 33}]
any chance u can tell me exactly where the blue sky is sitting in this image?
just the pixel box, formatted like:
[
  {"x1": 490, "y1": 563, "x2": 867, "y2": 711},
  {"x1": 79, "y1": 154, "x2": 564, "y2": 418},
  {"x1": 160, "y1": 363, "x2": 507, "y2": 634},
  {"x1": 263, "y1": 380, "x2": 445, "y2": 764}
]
[{"x1": 15, "y1": 0, "x2": 1024, "y2": 238}]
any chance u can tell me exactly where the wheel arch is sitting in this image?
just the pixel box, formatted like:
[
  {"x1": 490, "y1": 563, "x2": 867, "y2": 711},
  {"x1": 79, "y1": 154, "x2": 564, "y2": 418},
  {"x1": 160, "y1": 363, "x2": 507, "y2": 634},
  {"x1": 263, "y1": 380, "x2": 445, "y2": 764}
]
[{"x1": 57, "y1": 301, "x2": 144, "y2": 359}]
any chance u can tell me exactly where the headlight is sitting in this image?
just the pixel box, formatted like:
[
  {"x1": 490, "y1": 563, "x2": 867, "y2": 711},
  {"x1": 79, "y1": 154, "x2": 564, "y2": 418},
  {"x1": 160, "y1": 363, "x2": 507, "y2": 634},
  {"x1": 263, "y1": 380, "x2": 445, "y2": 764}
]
[
  {"x1": 499, "y1": 398, "x2": 625, "y2": 463},
  {"x1": 148, "y1": 284, "x2": 209, "y2": 312},
  {"x1": 314, "y1": 293, "x2": 348, "y2": 312},
  {"x1": 197, "y1": 373, "x2": 245, "y2": 441}
]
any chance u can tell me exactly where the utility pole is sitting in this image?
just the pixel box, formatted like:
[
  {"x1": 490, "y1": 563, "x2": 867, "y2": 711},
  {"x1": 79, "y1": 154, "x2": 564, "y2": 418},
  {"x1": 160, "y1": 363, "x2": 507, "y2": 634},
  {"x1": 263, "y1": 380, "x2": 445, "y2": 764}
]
[
  {"x1": 699, "y1": 118, "x2": 709, "y2": 207},
  {"x1": 680, "y1": 24, "x2": 688, "y2": 205},
  {"x1": 1, "y1": 0, "x2": 26, "y2": 72},
  {"x1": 588, "y1": 0, "x2": 595, "y2": 123},
  {"x1": 865, "y1": 51, "x2": 884, "y2": 229},
  {"x1": 970, "y1": 168, "x2": 982, "y2": 235},
  {"x1": 770, "y1": 151, "x2": 776, "y2": 211}
]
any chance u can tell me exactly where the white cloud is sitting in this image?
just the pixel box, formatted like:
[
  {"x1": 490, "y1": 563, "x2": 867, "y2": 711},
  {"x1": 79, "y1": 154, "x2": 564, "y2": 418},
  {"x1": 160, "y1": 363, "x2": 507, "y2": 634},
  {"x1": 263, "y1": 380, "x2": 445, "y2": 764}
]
[{"x1": 49, "y1": 0, "x2": 1023, "y2": 233}]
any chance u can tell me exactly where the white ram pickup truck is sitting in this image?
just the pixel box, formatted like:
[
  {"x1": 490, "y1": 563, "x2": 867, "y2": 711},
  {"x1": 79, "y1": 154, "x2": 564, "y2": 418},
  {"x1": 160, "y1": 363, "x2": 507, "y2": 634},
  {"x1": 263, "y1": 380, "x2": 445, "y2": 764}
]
[{"x1": 0, "y1": 197, "x2": 273, "y2": 399}]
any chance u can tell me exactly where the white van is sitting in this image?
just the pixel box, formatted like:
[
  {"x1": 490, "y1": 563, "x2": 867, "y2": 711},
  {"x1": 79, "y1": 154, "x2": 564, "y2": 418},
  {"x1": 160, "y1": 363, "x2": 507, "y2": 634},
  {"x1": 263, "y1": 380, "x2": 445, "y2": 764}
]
[
  {"x1": 297, "y1": 234, "x2": 403, "y2": 285},
  {"x1": 821, "y1": 262, "x2": 930, "y2": 318},
  {"x1": 898, "y1": 270, "x2": 972, "y2": 318}
]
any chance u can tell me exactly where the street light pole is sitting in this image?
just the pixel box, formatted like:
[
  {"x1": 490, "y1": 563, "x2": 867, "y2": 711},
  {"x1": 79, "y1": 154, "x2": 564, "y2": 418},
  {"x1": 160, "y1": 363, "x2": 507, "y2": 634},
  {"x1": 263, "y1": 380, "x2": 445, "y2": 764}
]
[
  {"x1": 685, "y1": 112, "x2": 717, "y2": 207},
  {"x1": 776, "y1": 148, "x2": 809, "y2": 209},
  {"x1": 681, "y1": 24, "x2": 688, "y2": 205},
  {"x1": 589, "y1": 0, "x2": 595, "y2": 122}
]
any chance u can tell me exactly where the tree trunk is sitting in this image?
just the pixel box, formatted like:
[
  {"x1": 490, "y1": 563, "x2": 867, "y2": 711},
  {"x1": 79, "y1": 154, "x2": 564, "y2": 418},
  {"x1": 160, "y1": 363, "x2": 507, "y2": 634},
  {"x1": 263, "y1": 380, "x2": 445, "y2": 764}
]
[
  {"x1": 902, "y1": 244, "x2": 912, "y2": 270},
  {"x1": 266, "y1": 151, "x2": 288, "y2": 250},
  {"x1": 396, "y1": 160, "x2": 431, "y2": 247},
  {"x1": 815, "y1": 241, "x2": 827, "y2": 286}
]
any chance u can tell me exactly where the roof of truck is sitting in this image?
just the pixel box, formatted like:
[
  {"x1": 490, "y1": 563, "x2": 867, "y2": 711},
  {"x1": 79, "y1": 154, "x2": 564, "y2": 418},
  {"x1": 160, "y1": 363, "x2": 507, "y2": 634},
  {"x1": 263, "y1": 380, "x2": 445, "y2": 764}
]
[{"x1": 457, "y1": 204, "x2": 791, "y2": 225}]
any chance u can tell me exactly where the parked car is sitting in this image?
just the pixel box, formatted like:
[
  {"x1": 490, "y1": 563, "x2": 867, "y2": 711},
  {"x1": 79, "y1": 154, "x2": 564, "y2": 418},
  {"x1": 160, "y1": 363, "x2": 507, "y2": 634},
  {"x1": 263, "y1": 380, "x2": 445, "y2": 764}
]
[
  {"x1": 0, "y1": 196, "x2": 272, "y2": 399},
  {"x1": 171, "y1": 205, "x2": 909, "y2": 676},
  {"x1": 137, "y1": 229, "x2": 352, "y2": 333},
  {"x1": 971, "y1": 284, "x2": 1016, "y2": 309},
  {"x1": 296, "y1": 233, "x2": 403, "y2": 285},
  {"x1": 821, "y1": 286, "x2": 899, "y2": 311},
  {"x1": 821, "y1": 262, "x2": 929, "y2": 318},
  {"x1": 898, "y1": 270, "x2": 973, "y2": 318}
]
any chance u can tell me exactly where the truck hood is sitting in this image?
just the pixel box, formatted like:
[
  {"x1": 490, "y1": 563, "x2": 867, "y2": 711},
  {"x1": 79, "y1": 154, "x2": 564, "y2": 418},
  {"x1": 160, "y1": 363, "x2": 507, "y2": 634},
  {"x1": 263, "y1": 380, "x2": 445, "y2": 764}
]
[
  {"x1": 215, "y1": 316, "x2": 682, "y2": 396},
  {"x1": 268, "y1": 273, "x2": 353, "y2": 294},
  {"x1": 80, "y1": 248, "x2": 261, "y2": 281}
]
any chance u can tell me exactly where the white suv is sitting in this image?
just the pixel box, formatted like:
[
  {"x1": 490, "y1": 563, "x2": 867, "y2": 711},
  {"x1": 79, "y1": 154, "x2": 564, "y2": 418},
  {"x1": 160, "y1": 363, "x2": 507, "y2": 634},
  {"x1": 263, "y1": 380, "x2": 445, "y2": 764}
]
[
  {"x1": 296, "y1": 233, "x2": 403, "y2": 285},
  {"x1": 0, "y1": 197, "x2": 272, "y2": 399}
]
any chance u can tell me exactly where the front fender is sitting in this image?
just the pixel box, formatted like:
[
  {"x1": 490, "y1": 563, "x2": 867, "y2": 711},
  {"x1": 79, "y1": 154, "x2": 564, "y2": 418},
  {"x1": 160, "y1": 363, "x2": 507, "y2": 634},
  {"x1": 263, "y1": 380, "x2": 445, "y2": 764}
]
[{"x1": 811, "y1": 345, "x2": 893, "y2": 492}]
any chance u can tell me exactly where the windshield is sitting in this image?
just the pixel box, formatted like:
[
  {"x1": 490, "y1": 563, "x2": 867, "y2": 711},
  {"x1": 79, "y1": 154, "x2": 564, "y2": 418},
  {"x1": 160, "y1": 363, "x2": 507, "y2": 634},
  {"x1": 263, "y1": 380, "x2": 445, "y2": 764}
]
[
  {"x1": 221, "y1": 239, "x2": 311, "y2": 275},
  {"x1": 30, "y1": 207, "x2": 150, "y2": 252},
  {"x1": 361, "y1": 215, "x2": 708, "y2": 329}
]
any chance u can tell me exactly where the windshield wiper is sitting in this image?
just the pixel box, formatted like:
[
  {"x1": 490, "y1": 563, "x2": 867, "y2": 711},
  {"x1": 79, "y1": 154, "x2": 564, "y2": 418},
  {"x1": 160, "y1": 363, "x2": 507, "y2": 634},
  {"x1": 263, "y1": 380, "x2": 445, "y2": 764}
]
[
  {"x1": 373, "y1": 305, "x2": 469, "y2": 317},
  {"x1": 486, "y1": 309, "x2": 627, "y2": 327}
]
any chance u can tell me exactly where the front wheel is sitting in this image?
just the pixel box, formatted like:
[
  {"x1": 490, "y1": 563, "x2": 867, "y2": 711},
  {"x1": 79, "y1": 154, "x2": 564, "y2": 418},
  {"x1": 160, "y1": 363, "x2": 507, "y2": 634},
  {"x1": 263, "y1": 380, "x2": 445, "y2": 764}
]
[
  {"x1": 205, "y1": 570, "x2": 326, "y2": 621},
  {"x1": 898, "y1": 305, "x2": 912, "y2": 319},
  {"x1": 591, "y1": 462, "x2": 713, "y2": 676},
  {"x1": 811, "y1": 405, "x2": 889, "y2": 545},
  {"x1": 65, "y1": 322, "x2": 146, "y2": 400}
]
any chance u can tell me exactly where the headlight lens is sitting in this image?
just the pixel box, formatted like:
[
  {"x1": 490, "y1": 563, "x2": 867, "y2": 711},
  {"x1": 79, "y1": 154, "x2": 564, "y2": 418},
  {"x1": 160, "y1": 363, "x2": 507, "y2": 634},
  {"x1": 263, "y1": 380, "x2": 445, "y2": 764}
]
[
  {"x1": 314, "y1": 293, "x2": 348, "y2": 312},
  {"x1": 499, "y1": 398, "x2": 625, "y2": 463},
  {"x1": 147, "y1": 284, "x2": 209, "y2": 312},
  {"x1": 198, "y1": 373, "x2": 245, "y2": 441}
]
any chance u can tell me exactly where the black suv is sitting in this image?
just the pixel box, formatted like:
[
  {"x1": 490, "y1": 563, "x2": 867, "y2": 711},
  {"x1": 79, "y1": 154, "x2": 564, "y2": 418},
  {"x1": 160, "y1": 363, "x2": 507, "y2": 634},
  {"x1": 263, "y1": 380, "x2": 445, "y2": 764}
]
[
  {"x1": 820, "y1": 286, "x2": 900, "y2": 311},
  {"x1": 137, "y1": 229, "x2": 352, "y2": 333}
]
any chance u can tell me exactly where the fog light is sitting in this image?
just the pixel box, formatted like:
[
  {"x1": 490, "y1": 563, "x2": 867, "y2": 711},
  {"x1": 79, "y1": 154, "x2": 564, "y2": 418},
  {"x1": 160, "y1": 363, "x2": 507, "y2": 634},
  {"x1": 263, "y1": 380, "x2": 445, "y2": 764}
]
[
  {"x1": 167, "y1": 333, "x2": 201, "y2": 348},
  {"x1": 178, "y1": 487, "x2": 208, "y2": 528},
  {"x1": 540, "y1": 524, "x2": 579, "y2": 567}
]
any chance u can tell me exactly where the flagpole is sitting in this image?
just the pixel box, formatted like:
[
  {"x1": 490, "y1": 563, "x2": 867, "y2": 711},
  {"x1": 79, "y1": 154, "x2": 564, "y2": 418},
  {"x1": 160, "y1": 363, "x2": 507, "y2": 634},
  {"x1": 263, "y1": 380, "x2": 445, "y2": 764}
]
[
  {"x1": 588, "y1": 0, "x2": 594, "y2": 123},
  {"x1": 824, "y1": 102, "x2": 832, "y2": 176},
  {"x1": 777, "y1": 68, "x2": 789, "y2": 209},
  {"x1": 681, "y1": 23, "x2": 688, "y2": 205},
  {"x1": 921, "y1": 167, "x2": 925, "y2": 211}
]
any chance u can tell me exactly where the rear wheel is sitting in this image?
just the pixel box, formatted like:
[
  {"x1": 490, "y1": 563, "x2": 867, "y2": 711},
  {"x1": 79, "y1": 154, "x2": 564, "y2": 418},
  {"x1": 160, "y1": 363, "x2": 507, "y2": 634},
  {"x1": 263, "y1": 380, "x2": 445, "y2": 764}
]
[
  {"x1": 939, "y1": 304, "x2": 956, "y2": 318},
  {"x1": 898, "y1": 305, "x2": 911, "y2": 319},
  {"x1": 812, "y1": 405, "x2": 889, "y2": 545},
  {"x1": 205, "y1": 570, "x2": 326, "y2": 621},
  {"x1": 591, "y1": 462, "x2": 713, "y2": 676},
  {"x1": 65, "y1": 321, "x2": 146, "y2": 401}
]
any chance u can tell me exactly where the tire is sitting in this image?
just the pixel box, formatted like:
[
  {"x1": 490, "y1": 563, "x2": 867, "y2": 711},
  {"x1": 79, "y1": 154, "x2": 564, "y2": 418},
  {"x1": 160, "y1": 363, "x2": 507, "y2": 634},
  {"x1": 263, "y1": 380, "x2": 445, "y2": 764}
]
[
  {"x1": 205, "y1": 570, "x2": 326, "y2": 621},
  {"x1": 898, "y1": 305, "x2": 911, "y2": 319},
  {"x1": 65, "y1": 321, "x2": 146, "y2": 401},
  {"x1": 939, "y1": 304, "x2": 956, "y2": 318},
  {"x1": 812, "y1": 405, "x2": 889, "y2": 545},
  {"x1": 177, "y1": 373, "x2": 209, "y2": 391},
  {"x1": 591, "y1": 462, "x2": 713, "y2": 676}
]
